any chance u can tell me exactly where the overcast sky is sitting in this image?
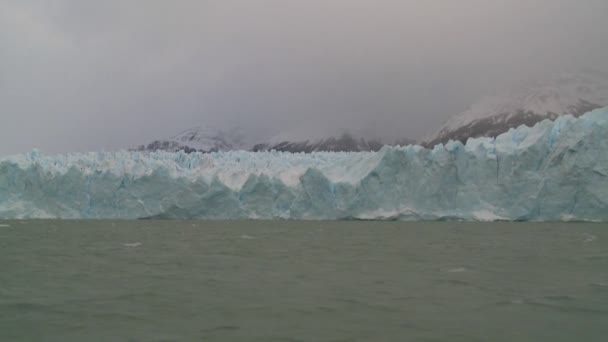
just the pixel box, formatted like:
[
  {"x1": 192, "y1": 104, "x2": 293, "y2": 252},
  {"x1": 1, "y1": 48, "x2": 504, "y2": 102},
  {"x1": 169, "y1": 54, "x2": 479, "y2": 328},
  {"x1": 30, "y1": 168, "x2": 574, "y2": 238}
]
[{"x1": 1, "y1": 0, "x2": 607, "y2": 155}]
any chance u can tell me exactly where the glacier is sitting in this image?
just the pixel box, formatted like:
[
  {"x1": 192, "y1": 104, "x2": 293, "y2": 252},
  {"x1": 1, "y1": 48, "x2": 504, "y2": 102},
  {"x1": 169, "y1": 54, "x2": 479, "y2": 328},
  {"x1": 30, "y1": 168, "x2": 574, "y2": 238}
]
[{"x1": 1, "y1": 107, "x2": 607, "y2": 221}]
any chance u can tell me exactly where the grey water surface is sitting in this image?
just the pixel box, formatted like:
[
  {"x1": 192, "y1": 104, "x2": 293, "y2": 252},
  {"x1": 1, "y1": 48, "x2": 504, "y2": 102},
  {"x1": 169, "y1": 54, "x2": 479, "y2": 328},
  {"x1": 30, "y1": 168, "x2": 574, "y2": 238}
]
[{"x1": 1, "y1": 220, "x2": 607, "y2": 341}]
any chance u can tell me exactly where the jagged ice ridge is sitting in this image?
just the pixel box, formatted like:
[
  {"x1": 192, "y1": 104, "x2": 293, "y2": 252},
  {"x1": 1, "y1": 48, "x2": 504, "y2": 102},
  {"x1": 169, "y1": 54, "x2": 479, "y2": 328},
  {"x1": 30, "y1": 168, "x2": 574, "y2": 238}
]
[{"x1": 1, "y1": 107, "x2": 607, "y2": 221}]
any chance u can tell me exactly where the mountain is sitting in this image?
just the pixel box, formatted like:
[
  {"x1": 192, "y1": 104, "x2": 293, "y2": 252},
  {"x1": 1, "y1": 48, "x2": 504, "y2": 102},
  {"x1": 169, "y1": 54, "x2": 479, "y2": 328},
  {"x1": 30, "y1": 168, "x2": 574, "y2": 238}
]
[
  {"x1": 134, "y1": 126, "x2": 255, "y2": 153},
  {"x1": 136, "y1": 125, "x2": 415, "y2": 154},
  {"x1": 252, "y1": 126, "x2": 415, "y2": 153},
  {"x1": 252, "y1": 133, "x2": 385, "y2": 153},
  {"x1": 422, "y1": 72, "x2": 608, "y2": 147}
]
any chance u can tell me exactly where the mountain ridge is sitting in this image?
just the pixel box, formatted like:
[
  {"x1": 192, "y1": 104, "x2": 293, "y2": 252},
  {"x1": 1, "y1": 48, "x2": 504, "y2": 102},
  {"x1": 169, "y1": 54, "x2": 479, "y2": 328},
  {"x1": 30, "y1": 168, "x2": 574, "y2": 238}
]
[
  {"x1": 134, "y1": 72, "x2": 608, "y2": 152},
  {"x1": 136, "y1": 128, "x2": 414, "y2": 153},
  {"x1": 422, "y1": 72, "x2": 608, "y2": 147}
]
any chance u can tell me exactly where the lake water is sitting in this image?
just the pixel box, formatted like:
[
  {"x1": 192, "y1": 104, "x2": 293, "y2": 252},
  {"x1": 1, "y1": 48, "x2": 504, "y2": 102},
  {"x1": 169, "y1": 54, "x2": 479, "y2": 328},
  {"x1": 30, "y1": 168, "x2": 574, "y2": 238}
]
[{"x1": 1, "y1": 220, "x2": 607, "y2": 341}]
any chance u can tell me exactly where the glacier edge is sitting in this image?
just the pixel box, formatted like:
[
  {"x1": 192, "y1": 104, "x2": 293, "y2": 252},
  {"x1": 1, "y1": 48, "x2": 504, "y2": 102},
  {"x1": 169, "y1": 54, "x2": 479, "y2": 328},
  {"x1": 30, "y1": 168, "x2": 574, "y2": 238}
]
[{"x1": 1, "y1": 107, "x2": 607, "y2": 221}]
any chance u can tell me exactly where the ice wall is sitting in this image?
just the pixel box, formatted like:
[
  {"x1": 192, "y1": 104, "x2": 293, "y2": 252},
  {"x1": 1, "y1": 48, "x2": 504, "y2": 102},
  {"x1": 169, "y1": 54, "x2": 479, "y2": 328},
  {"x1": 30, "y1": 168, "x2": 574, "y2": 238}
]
[{"x1": 1, "y1": 107, "x2": 607, "y2": 221}]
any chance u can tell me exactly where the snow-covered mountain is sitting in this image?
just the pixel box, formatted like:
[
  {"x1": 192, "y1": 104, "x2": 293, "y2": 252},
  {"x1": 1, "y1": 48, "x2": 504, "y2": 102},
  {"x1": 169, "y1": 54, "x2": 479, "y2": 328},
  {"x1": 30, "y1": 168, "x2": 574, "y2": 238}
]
[
  {"x1": 137, "y1": 125, "x2": 415, "y2": 154},
  {"x1": 134, "y1": 126, "x2": 256, "y2": 153},
  {"x1": 252, "y1": 126, "x2": 414, "y2": 153},
  {"x1": 252, "y1": 134, "x2": 385, "y2": 153},
  {"x1": 422, "y1": 72, "x2": 608, "y2": 147}
]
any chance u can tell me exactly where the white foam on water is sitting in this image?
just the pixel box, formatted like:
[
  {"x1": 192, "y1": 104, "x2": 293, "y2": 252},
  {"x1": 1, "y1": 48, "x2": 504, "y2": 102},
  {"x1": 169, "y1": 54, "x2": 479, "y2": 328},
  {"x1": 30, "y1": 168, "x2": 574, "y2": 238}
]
[
  {"x1": 240, "y1": 235, "x2": 255, "y2": 239},
  {"x1": 473, "y1": 210, "x2": 506, "y2": 221},
  {"x1": 583, "y1": 233, "x2": 597, "y2": 243},
  {"x1": 123, "y1": 242, "x2": 142, "y2": 248},
  {"x1": 0, "y1": 224, "x2": 10, "y2": 227},
  {"x1": 561, "y1": 214, "x2": 577, "y2": 221}
]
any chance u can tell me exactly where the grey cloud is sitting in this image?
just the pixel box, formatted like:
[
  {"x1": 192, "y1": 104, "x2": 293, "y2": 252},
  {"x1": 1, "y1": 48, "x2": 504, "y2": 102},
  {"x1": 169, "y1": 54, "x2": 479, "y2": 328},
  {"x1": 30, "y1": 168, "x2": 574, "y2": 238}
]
[{"x1": 1, "y1": 0, "x2": 608, "y2": 154}]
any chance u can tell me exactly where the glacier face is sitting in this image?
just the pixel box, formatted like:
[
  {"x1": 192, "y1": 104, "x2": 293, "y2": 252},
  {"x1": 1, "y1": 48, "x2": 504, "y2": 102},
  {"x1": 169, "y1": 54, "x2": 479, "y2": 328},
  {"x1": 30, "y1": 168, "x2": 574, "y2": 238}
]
[{"x1": 1, "y1": 107, "x2": 607, "y2": 221}]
